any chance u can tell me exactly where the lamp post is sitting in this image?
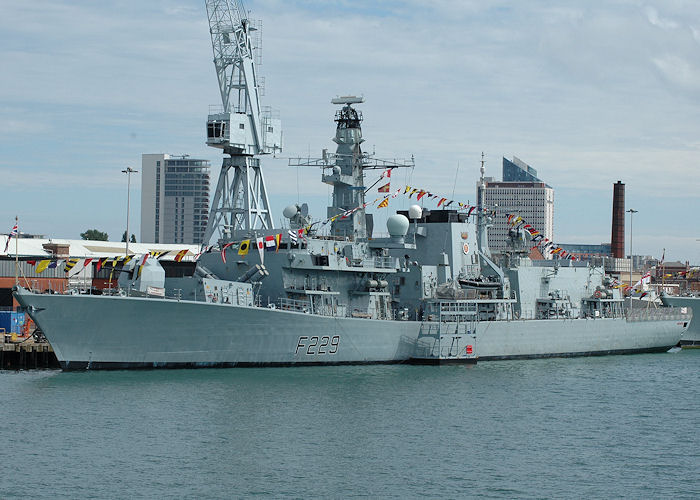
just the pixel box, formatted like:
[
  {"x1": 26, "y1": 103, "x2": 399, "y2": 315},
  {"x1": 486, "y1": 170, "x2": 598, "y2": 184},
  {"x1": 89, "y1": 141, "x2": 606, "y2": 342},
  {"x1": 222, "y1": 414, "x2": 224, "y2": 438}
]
[
  {"x1": 627, "y1": 208, "x2": 638, "y2": 304},
  {"x1": 122, "y1": 167, "x2": 138, "y2": 256}
]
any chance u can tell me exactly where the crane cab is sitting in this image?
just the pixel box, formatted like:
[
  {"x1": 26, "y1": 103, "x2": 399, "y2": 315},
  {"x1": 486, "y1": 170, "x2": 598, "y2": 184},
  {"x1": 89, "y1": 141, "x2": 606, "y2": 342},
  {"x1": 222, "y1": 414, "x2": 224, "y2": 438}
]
[{"x1": 207, "y1": 110, "x2": 282, "y2": 155}]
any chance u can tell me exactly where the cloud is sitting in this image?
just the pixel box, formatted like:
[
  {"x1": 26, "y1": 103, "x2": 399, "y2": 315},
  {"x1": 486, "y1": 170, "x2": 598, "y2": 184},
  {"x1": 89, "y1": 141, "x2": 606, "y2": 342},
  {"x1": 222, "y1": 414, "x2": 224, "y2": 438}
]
[
  {"x1": 0, "y1": 116, "x2": 50, "y2": 135},
  {"x1": 1, "y1": 0, "x2": 699, "y2": 260},
  {"x1": 692, "y1": 26, "x2": 700, "y2": 43},
  {"x1": 0, "y1": 167, "x2": 139, "y2": 190},
  {"x1": 644, "y1": 6, "x2": 678, "y2": 30},
  {"x1": 652, "y1": 54, "x2": 700, "y2": 91}
]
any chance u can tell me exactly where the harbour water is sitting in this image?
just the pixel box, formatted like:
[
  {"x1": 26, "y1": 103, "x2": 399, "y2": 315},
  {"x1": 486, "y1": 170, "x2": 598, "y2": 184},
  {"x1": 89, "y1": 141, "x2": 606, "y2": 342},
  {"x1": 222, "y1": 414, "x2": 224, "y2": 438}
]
[{"x1": 1, "y1": 351, "x2": 698, "y2": 499}]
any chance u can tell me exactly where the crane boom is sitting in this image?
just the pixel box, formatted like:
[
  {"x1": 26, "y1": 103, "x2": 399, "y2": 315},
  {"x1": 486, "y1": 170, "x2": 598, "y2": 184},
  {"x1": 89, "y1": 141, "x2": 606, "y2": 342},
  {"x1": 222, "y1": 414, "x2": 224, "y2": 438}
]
[
  {"x1": 206, "y1": 0, "x2": 267, "y2": 152},
  {"x1": 203, "y1": 0, "x2": 282, "y2": 244}
]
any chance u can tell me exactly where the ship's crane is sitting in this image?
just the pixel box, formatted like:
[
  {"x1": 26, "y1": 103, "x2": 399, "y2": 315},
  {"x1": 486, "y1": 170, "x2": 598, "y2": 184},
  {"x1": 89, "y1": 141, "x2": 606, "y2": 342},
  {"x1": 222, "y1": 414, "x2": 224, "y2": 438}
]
[{"x1": 203, "y1": 0, "x2": 282, "y2": 245}]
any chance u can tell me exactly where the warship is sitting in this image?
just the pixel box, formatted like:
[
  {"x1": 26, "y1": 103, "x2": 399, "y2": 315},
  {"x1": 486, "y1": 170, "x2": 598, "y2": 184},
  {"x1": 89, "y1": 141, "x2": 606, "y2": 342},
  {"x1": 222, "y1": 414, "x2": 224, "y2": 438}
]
[
  {"x1": 12, "y1": 0, "x2": 691, "y2": 369},
  {"x1": 12, "y1": 96, "x2": 691, "y2": 368}
]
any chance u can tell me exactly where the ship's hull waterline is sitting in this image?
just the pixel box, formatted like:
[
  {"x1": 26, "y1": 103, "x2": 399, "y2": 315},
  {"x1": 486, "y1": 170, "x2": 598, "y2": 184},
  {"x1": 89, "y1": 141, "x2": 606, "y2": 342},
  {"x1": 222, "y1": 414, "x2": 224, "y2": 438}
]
[{"x1": 14, "y1": 289, "x2": 684, "y2": 370}]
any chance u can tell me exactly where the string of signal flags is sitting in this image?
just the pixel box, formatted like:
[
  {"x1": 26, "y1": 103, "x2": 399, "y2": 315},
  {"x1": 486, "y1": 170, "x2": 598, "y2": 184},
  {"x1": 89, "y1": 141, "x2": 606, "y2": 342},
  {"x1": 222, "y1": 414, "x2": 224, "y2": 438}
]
[
  {"x1": 22, "y1": 249, "x2": 190, "y2": 277},
  {"x1": 505, "y1": 214, "x2": 577, "y2": 261},
  {"x1": 376, "y1": 173, "x2": 576, "y2": 261},
  {"x1": 375, "y1": 171, "x2": 578, "y2": 261}
]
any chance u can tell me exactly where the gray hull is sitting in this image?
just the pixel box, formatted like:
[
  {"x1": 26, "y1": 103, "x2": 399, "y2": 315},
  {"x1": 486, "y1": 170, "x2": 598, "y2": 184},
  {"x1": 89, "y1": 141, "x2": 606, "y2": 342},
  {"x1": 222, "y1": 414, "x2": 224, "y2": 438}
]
[
  {"x1": 660, "y1": 295, "x2": 700, "y2": 345},
  {"x1": 15, "y1": 289, "x2": 684, "y2": 370},
  {"x1": 477, "y1": 315, "x2": 682, "y2": 360}
]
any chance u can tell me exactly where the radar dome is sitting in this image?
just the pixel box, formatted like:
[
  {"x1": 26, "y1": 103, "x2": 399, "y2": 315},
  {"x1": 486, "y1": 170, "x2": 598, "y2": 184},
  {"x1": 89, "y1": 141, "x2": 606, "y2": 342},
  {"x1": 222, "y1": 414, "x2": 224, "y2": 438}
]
[
  {"x1": 408, "y1": 205, "x2": 422, "y2": 219},
  {"x1": 283, "y1": 204, "x2": 299, "y2": 219},
  {"x1": 387, "y1": 214, "x2": 410, "y2": 237}
]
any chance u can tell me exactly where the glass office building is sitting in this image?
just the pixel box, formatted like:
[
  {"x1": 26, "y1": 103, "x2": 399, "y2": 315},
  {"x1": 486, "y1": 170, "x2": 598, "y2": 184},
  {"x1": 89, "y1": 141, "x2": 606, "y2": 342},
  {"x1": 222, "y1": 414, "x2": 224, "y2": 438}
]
[
  {"x1": 503, "y1": 156, "x2": 548, "y2": 184},
  {"x1": 140, "y1": 154, "x2": 210, "y2": 244}
]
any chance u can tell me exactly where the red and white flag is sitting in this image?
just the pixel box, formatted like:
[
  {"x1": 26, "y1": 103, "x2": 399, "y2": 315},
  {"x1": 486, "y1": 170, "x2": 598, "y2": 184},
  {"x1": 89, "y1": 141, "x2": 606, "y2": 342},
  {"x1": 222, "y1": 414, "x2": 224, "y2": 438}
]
[
  {"x1": 256, "y1": 237, "x2": 265, "y2": 263},
  {"x1": 221, "y1": 242, "x2": 235, "y2": 263}
]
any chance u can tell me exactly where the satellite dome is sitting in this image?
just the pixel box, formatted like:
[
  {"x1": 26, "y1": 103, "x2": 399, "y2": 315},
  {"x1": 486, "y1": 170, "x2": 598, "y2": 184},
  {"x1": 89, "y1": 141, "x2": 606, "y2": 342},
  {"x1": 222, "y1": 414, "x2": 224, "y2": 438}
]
[
  {"x1": 408, "y1": 205, "x2": 422, "y2": 219},
  {"x1": 283, "y1": 204, "x2": 299, "y2": 219},
  {"x1": 387, "y1": 214, "x2": 410, "y2": 237}
]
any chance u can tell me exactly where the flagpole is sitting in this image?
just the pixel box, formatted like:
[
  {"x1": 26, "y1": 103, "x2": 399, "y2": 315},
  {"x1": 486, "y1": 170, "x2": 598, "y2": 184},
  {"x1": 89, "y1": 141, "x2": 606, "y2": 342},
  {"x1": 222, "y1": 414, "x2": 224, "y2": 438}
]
[
  {"x1": 122, "y1": 167, "x2": 138, "y2": 257},
  {"x1": 14, "y1": 215, "x2": 19, "y2": 286},
  {"x1": 661, "y1": 248, "x2": 665, "y2": 291},
  {"x1": 627, "y1": 208, "x2": 638, "y2": 309}
]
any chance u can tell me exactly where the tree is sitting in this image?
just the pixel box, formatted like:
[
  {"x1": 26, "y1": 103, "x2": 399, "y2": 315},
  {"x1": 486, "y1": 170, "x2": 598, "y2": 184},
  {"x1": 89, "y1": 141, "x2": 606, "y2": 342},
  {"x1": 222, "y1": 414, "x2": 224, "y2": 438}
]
[
  {"x1": 121, "y1": 231, "x2": 136, "y2": 243},
  {"x1": 80, "y1": 229, "x2": 109, "y2": 241}
]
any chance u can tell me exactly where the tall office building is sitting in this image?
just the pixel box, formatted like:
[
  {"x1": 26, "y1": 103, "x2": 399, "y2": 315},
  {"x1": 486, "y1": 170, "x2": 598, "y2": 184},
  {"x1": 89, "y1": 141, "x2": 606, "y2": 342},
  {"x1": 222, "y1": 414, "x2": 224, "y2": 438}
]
[
  {"x1": 140, "y1": 154, "x2": 211, "y2": 244},
  {"x1": 481, "y1": 157, "x2": 554, "y2": 256}
]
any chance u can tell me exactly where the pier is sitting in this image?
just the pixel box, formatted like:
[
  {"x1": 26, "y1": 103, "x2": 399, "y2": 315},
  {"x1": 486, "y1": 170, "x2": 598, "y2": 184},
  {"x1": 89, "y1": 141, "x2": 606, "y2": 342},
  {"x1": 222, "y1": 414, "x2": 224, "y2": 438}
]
[{"x1": 1, "y1": 335, "x2": 59, "y2": 370}]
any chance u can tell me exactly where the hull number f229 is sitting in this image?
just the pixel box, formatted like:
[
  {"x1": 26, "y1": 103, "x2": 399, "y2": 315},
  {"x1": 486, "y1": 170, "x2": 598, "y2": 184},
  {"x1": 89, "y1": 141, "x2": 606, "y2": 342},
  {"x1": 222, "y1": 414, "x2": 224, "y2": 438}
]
[{"x1": 295, "y1": 336, "x2": 340, "y2": 355}]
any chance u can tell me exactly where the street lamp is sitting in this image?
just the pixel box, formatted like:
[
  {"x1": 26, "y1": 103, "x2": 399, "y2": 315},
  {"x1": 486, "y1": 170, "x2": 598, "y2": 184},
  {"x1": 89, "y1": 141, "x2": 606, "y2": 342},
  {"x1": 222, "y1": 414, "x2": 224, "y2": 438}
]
[
  {"x1": 122, "y1": 167, "x2": 138, "y2": 256},
  {"x1": 627, "y1": 208, "x2": 638, "y2": 302}
]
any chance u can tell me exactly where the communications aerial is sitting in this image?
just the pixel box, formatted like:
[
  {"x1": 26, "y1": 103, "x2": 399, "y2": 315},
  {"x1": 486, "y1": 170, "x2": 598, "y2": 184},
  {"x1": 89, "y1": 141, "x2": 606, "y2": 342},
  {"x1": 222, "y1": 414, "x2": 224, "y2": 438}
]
[{"x1": 203, "y1": 0, "x2": 282, "y2": 244}]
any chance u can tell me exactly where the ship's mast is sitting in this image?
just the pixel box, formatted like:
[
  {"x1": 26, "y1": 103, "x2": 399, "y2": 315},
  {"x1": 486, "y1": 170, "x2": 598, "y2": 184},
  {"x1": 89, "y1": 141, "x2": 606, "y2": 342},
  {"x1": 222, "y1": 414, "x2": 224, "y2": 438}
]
[
  {"x1": 202, "y1": 0, "x2": 282, "y2": 244},
  {"x1": 289, "y1": 97, "x2": 413, "y2": 241},
  {"x1": 328, "y1": 97, "x2": 367, "y2": 240}
]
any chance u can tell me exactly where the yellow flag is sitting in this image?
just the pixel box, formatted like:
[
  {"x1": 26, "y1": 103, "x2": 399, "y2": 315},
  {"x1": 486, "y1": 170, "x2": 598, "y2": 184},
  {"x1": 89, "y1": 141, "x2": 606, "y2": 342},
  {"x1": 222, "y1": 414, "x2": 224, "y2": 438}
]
[
  {"x1": 378, "y1": 197, "x2": 389, "y2": 208},
  {"x1": 36, "y1": 260, "x2": 51, "y2": 273},
  {"x1": 63, "y1": 258, "x2": 80, "y2": 273},
  {"x1": 238, "y1": 239, "x2": 250, "y2": 256}
]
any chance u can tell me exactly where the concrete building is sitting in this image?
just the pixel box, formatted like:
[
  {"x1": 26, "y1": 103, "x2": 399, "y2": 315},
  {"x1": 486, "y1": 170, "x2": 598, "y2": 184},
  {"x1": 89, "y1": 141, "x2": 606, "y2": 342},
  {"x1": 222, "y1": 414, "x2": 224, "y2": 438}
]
[
  {"x1": 482, "y1": 157, "x2": 554, "y2": 256},
  {"x1": 140, "y1": 154, "x2": 211, "y2": 244}
]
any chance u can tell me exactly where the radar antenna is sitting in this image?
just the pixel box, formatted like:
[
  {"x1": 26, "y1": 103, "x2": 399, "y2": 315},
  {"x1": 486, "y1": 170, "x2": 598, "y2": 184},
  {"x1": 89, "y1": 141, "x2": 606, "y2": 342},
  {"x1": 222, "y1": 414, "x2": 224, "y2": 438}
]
[{"x1": 203, "y1": 0, "x2": 282, "y2": 244}]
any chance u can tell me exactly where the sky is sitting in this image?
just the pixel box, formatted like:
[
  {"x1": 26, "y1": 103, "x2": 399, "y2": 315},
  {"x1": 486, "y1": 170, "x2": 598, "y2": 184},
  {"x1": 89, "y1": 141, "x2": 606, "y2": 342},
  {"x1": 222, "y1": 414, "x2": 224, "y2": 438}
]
[{"x1": 0, "y1": 0, "x2": 699, "y2": 263}]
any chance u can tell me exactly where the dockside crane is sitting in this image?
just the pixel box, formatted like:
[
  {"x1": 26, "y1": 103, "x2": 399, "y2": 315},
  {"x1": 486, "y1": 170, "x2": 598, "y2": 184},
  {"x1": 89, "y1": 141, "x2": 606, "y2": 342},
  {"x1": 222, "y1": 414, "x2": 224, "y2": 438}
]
[{"x1": 203, "y1": 0, "x2": 282, "y2": 244}]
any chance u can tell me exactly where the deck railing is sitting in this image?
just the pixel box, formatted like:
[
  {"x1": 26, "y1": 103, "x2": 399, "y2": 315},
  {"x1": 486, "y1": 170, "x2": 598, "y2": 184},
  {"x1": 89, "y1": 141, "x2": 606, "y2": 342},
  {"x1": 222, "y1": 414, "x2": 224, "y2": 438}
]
[{"x1": 625, "y1": 307, "x2": 692, "y2": 322}]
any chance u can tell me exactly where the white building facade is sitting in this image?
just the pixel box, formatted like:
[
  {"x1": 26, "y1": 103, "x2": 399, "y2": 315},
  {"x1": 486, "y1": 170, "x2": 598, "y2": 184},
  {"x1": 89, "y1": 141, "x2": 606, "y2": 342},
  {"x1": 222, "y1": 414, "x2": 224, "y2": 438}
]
[
  {"x1": 140, "y1": 154, "x2": 211, "y2": 244},
  {"x1": 481, "y1": 157, "x2": 554, "y2": 257}
]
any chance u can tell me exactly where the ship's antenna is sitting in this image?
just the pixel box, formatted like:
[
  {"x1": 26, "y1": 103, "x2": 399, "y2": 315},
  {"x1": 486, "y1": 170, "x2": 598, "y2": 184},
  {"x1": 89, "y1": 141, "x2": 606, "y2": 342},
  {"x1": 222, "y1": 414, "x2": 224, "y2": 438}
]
[
  {"x1": 478, "y1": 152, "x2": 486, "y2": 210},
  {"x1": 451, "y1": 161, "x2": 460, "y2": 202},
  {"x1": 479, "y1": 151, "x2": 486, "y2": 188},
  {"x1": 476, "y1": 151, "x2": 491, "y2": 257}
]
